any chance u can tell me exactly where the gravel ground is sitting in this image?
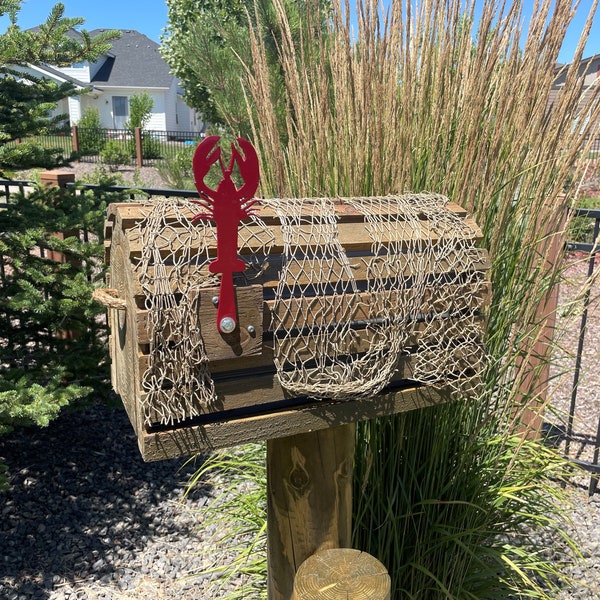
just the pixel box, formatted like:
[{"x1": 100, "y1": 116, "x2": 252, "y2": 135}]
[
  {"x1": 0, "y1": 400, "x2": 251, "y2": 600},
  {"x1": 16, "y1": 161, "x2": 171, "y2": 190},
  {"x1": 546, "y1": 250, "x2": 600, "y2": 599}
]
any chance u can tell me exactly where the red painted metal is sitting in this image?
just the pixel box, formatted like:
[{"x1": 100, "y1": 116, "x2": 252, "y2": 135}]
[{"x1": 190, "y1": 136, "x2": 260, "y2": 334}]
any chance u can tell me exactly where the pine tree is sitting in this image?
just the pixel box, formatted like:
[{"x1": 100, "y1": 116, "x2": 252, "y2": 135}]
[
  {"x1": 0, "y1": 184, "x2": 127, "y2": 439},
  {"x1": 0, "y1": 3, "x2": 122, "y2": 488},
  {"x1": 0, "y1": 2, "x2": 119, "y2": 171}
]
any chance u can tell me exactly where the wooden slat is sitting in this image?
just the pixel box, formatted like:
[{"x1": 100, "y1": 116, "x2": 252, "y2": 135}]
[
  {"x1": 136, "y1": 285, "x2": 264, "y2": 360},
  {"x1": 107, "y1": 225, "x2": 144, "y2": 438},
  {"x1": 124, "y1": 218, "x2": 483, "y2": 259},
  {"x1": 105, "y1": 198, "x2": 470, "y2": 233},
  {"x1": 136, "y1": 314, "x2": 487, "y2": 377},
  {"x1": 137, "y1": 341, "x2": 484, "y2": 423},
  {"x1": 125, "y1": 248, "x2": 491, "y2": 298},
  {"x1": 138, "y1": 382, "x2": 468, "y2": 460},
  {"x1": 134, "y1": 281, "x2": 490, "y2": 346}
]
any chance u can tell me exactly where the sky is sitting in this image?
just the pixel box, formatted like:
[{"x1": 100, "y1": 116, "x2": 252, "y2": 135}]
[{"x1": 1, "y1": 0, "x2": 599, "y2": 63}]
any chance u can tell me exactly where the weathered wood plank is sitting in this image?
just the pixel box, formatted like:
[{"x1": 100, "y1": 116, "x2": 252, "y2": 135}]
[
  {"x1": 138, "y1": 383, "x2": 460, "y2": 460},
  {"x1": 105, "y1": 198, "x2": 470, "y2": 231},
  {"x1": 137, "y1": 313, "x2": 487, "y2": 378},
  {"x1": 124, "y1": 248, "x2": 491, "y2": 298},
  {"x1": 108, "y1": 225, "x2": 144, "y2": 438},
  {"x1": 136, "y1": 285, "x2": 264, "y2": 360},
  {"x1": 137, "y1": 343, "x2": 483, "y2": 422},
  {"x1": 134, "y1": 281, "x2": 491, "y2": 346},
  {"x1": 124, "y1": 217, "x2": 483, "y2": 259}
]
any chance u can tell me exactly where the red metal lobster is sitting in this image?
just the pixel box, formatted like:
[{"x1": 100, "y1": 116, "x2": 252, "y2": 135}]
[{"x1": 190, "y1": 135, "x2": 260, "y2": 334}]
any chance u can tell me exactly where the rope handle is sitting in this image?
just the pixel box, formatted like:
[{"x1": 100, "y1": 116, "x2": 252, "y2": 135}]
[{"x1": 93, "y1": 288, "x2": 126, "y2": 311}]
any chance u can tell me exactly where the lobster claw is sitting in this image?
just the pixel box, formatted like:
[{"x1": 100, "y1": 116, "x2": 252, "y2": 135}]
[
  {"x1": 192, "y1": 135, "x2": 222, "y2": 199},
  {"x1": 230, "y1": 137, "x2": 260, "y2": 200},
  {"x1": 192, "y1": 136, "x2": 260, "y2": 202}
]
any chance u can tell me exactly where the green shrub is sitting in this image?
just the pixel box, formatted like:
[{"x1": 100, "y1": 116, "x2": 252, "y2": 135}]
[
  {"x1": 77, "y1": 107, "x2": 106, "y2": 156},
  {"x1": 0, "y1": 181, "x2": 129, "y2": 488},
  {"x1": 569, "y1": 196, "x2": 600, "y2": 243},
  {"x1": 77, "y1": 164, "x2": 126, "y2": 186},
  {"x1": 156, "y1": 145, "x2": 196, "y2": 189},
  {"x1": 140, "y1": 134, "x2": 162, "y2": 160},
  {"x1": 0, "y1": 142, "x2": 68, "y2": 171},
  {"x1": 101, "y1": 139, "x2": 131, "y2": 170}
]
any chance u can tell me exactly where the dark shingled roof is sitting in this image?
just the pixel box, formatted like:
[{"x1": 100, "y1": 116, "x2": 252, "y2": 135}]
[{"x1": 89, "y1": 29, "x2": 174, "y2": 88}]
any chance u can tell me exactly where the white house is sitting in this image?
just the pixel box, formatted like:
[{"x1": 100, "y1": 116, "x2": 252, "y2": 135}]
[
  {"x1": 551, "y1": 54, "x2": 600, "y2": 141},
  {"x1": 20, "y1": 29, "x2": 205, "y2": 135}
]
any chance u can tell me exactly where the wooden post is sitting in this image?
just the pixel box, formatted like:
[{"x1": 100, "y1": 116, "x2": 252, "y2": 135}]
[
  {"x1": 293, "y1": 548, "x2": 390, "y2": 600},
  {"x1": 267, "y1": 424, "x2": 355, "y2": 600},
  {"x1": 517, "y1": 203, "x2": 566, "y2": 439},
  {"x1": 71, "y1": 125, "x2": 80, "y2": 154},
  {"x1": 39, "y1": 171, "x2": 76, "y2": 263},
  {"x1": 40, "y1": 170, "x2": 75, "y2": 189},
  {"x1": 134, "y1": 127, "x2": 143, "y2": 168}
]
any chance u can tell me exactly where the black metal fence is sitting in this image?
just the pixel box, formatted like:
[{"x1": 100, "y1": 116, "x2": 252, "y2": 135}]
[
  {"x1": 6, "y1": 127, "x2": 203, "y2": 167},
  {"x1": 74, "y1": 127, "x2": 201, "y2": 166},
  {"x1": 0, "y1": 178, "x2": 35, "y2": 206},
  {"x1": 564, "y1": 208, "x2": 600, "y2": 495}
]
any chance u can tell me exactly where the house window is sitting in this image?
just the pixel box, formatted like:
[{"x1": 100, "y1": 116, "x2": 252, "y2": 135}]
[{"x1": 112, "y1": 96, "x2": 129, "y2": 129}]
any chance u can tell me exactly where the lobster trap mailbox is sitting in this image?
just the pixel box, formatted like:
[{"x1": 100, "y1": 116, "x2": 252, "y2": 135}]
[
  {"x1": 97, "y1": 137, "x2": 491, "y2": 463},
  {"x1": 96, "y1": 136, "x2": 491, "y2": 599}
]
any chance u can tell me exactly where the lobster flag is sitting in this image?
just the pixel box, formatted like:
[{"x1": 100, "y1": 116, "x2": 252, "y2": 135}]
[{"x1": 190, "y1": 136, "x2": 260, "y2": 334}]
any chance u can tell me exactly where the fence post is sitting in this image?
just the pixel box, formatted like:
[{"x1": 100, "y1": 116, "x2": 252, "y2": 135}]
[
  {"x1": 39, "y1": 171, "x2": 76, "y2": 264},
  {"x1": 71, "y1": 125, "x2": 80, "y2": 155},
  {"x1": 134, "y1": 127, "x2": 143, "y2": 168},
  {"x1": 517, "y1": 202, "x2": 567, "y2": 439}
]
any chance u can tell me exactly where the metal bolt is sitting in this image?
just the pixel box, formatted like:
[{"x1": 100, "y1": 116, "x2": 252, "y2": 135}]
[
  {"x1": 219, "y1": 317, "x2": 236, "y2": 334},
  {"x1": 212, "y1": 296, "x2": 219, "y2": 306},
  {"x1": 247, "y1": 325, "x2": 256, "y2": 334}
]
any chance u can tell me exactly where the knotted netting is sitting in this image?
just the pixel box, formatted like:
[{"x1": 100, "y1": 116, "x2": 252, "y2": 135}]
[
  {"x1": 134, "y1": 197, "x2": 273, "y2": 426},
  {"x1": 269, "y1": 194, "x2": 487, "y2": 400},
  {"x1": 134, "y1": 193, "x2": 487, "y2": 426}
]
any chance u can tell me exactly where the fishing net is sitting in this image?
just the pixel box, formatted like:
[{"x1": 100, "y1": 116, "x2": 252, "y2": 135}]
[
  {"x1": 270, "y1": 194, "x2": 487, "y2": 400},
  {"x1": 134, "y1": 194, "x2": 487, "y2": 426},
  {"x1": 134, "y1": 197, "x2": 273, "y2": 426}
]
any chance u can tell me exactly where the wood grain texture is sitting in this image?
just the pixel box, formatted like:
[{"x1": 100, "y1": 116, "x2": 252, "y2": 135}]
[
  {"x1": 106, "y1": 198, "x2": 470, "y2": 231},
  {"x1": 292, "y1": 549, "x2": 390, "y2": 600},
  {"x1": 126, "y1": 248, "x2": 491, "y2": 297},
  {"x1": 134, "y1": 281, "x2": 490, "y2": 347},
  {"x1": 138, "y1": 383, "x2": 460, "y2": 461},
  {"x1": 135, "y1": 342, "x2": 484, "y2": 423},
  {"x1": 136, "y1": 285, "x2": 264, "y2": 359},
  {"x1": 124, "y1": 217, "x2": 483, "y2": 259},
  {"x1": 267, "y1": 425, "x2": 355, "y2": 600},
  {"x1": 101, "y1": 199, "x2": 490, "y2": 459},
  {"x1": 109, "y1": 222, "x2": 144, "y2": 442}
]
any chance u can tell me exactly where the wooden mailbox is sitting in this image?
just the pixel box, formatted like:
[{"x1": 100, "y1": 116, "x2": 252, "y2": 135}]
[{"x1": 98, "y1": 193, "x2": 490, "y2": 462}]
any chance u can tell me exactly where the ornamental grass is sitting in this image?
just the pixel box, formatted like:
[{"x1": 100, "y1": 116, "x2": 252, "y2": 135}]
[{"x1": 189, "y1": 0, "x2": 600, "y2": 597}]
